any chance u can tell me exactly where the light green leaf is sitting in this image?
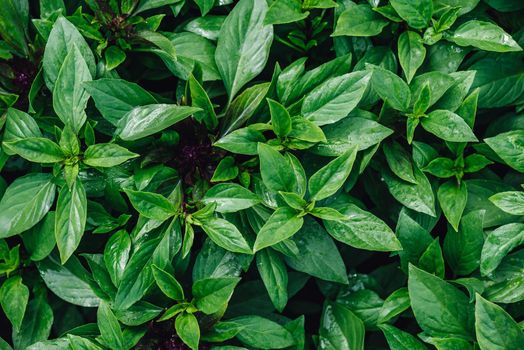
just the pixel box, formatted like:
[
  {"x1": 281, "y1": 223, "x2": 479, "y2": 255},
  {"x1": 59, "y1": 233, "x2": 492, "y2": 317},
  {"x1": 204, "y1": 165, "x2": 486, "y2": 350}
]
[
  {"x1": 176, "y1": 313, "x2": 200, "y2": 350},
  {"x1": 53, "y1": 45, "x2": 92, "y2": 133},
  {"x1": 489, "y1": 191, "x2": 524, "y2": 215},
  {"x1": 203, "y1": 183, "x2": 260, "y2": 213},
  {"x1": 97, "y1": 301, "x2": 124, "y2": 350},
  {"x1": 319, "y1": 302, "x2": 364, "y2": 350},
  {"x1": 333, "y1": 3, "x2": 388, "y2": 37},
  {"x1": 193, "y1": 277, "x2": 240, "y2": 314},
  {"x1": 198, "y1": 216, "x2": 252, "y2": 254},
  {"x1": 0, "y1": 173, "x2": 56, "y2": 238},
  {"x1": 124, "y1": 189, "x2": 177, "y2": 221},
  {"x1": 480, "y1": 223, "x2": 524, "y2": 276},
  {"x1": 253, "y1": 207, "x2": 304, "y2": 251},
  {"x1": 484, "y1": 130, "x2": 524, "y2": 173},
  {"x1": 408, "y1": 264, "x2": 474, "y2": 339},
  {"x1": 324, "y1": 203, "x2": 402, "y2": 251},
  {"x1": 383, "y1": 167, "x2": 436, "y2": 216},
  {"x1": 83, "y1": 143, "x2": 138, "y2": 168},
  {"x1": 83, "y1": 79, "x2": 157, "y2": 126},
  {"x1": 117, "y1": 104, "x2": 201, "y2": 141},
  {"x1": 0, "y1": 276, "x2": 29, "y2": 332},
  {"x1": 475, "y1": 294, "x2": 524, "y2": 350},
  {"x1": 232, "y1": 315, "x2": 295, "y2": 349},
  {"x1": 4, "y1": 137, "x2": 64, "y2": 163},
  {"x1": 438, "y1": 180, "x2": 467, "y2": 232},
  {"x1": 215, "y1": 0, "x2": 273, "y2": 100},
  {"x1": 398, "y1": 31, "x2": 426, "y2": 83},
  {"x1": 308, "y1": 147, "x2": 357, "y2": 201},
  {"x1": 301, "y1": 71, "x2": 371, "y2": 125},
  {"x1": 390, "y1": 0, "x2": 433, "y2": 29},
  {"x1": 152, "y1": 265, "x2": 184, "y2": 301},
  {"x1": 450, "y1": 20, "x2": 522, "y2": 52},
  {"x1": 421, "y1": 110, "x2": 478, "y2": 142},
  {"x1": 256, "y1": 249, "x2": 288, "y2": 312},
  {"x1": 55, "y1": 180, "x2": 87, "y2": 264}
]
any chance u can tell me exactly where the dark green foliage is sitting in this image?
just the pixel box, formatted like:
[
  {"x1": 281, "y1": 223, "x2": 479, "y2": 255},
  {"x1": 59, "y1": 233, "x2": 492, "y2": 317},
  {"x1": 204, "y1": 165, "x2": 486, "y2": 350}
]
[{"x1": 0, "y1": 0, "x2": 523, "y2": 349}]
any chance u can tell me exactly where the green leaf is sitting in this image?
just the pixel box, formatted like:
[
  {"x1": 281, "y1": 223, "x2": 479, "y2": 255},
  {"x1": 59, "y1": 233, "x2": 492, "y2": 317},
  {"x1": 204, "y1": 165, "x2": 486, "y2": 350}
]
[
  {"x1": 285, "y1": 217, "x2": 348, "y2": 284},
  {"x1": 383, "y1": 140, "x2": 417, "y2": 184},
  {"x1": 333, "y1": 3, "x2": 388, "y2": 37},
  {"x1": 484, "y1": 130, "x2": 524, "y2": 172},
  {"x1": 377, "y1": 288, "x2": 411, "y2": 323},
  {"x1": 37, "y1": 255, "x2": 103, "y2": 307},
  {"x1": 319, "y1": 302, "x2": 364, "y2": 350},
  {"x1": 114, "y1": 232, "x2": 171, "y2": 310},
  {"x1": 369, "y1": 65, "x2": 411, "y2": 111},
  {"x1": 450, "y1": 20, "x2": 522, "y2": 53},
  {"x1": 301, "y1": 71, "x2": 371, "y2": 125},
  {"x1": 312, "y1": 117, "x2": 393, "y2": 156},
  {"x1": 264, "y1": 0, "x2": 308, "y2": 25},
  {"x1": 232, "y1": 315, "x2": 295, "y2": 349},
  {"x1": 4, "y1": 137, "x2": 65, "y2": 163},
  {"x1": 444, "y1": 210, "x2": 485, "y2": 276},
  {"x1": 135, "y1": 0, "x2": 183, "y2": 14},
  {"x1": 193, "y1": 0, "x2": 214, "y2": 16},
  {"x1": 125, "y1": 189, "x2": 177, "y2": 221},
  {"x1": 193, "y1": 277, "x2": 240, "y2": 314},
  {"x1": 475, "y1": 294, "x2": 524, "y2": 350},
  {"x1": 53, "y1": 45, "x2": 92, "y2": 133},
  {"x1": 83, "y1": 78, "x2": 157, "y2": 126},
  {"x1": 12, "y1": 295, "x2": 53, "y2": 350},
  {"x1": 43, "y1": 16, "x2": 95, "y2": 90},
  {"x1": 83, "y1": 143, "x2": 138, "y2": 168},
  {"x1": 267, "y1": 99, "x2": 291, "y2": 137},
  {"x1": 116, "y1": 104, "x2": 201, "y2": 141},
  {"x1": 211, "y1": 156, "x2": 239, "y2": 182},
  {"x1": 408, "y1": 264, "x2": 474, "y2": 339},
  {"x1": 198, "y1": 216, "x2": 252, "y2": 254},
  {"x1": 215, "y1": 0, "x2": 273, "y2": 100},
  {"x1": 215, "y1": 128, "x2": 266, "y2": 155},
  {"x1": 55, "y1": 180, "x2": 87, "y2": 264},
  {"x1": 438, "y1": 180, "x2": 467, "y2": 232},
  {"x1": 410, "y1": 72, "x2": 456, "y2": 110},
  {"x1": 256, "y1": 249, "x2": 288, "y2": 312},
  {"x1": 104, "y1": 45, "x2": 126, "y2": 71},
  {"x1": 221, "y1": 82, "x2": 270, "y2": 135},
  {"x1": 324, "y1": 203, "x2": 402, "y2": 251},
  {"x1": 308, "y1": 147, "x2": 357, "y2": 201},
  {"x1": 151, "y1": 264, "x2": 184, "y2": 301},
  {"x1": 189, "y1": 73, "x2": 218, "y2": 130},
  {"x1": 480, "y1": 223, "x2": 524, "y2": 276},
  {"x1": 103, "y1": 230, "x2": 131, "y2": 287},
  {"x1": 97, "y1": 301, "x2": 124, "y2": 350},
  {"x1": 0, "y1": 173, "x2": 56, "y2": 238},
  {"x1": 379, "y1": 324, "x2": 428, "y2": 350},
  {"x1": 421, "y1": 110, "x2": 478, "y2": 142},
  {"x1": 0, "y1": 0, "x2": 29, "y2": 56},
  {"x1": 288, "y1": 116, "x2": 326, "y2": 143},
  {"x1": 175, "y1": 313, "x2": 200, "y2": 350},
  {"x1": 398, "y1": 31, "x2": 426, "y2": 84},
  {"x1": 202, "y1": 183, "x2": 260, "y2": 213},
  {"x1": 423, "y1": 157, "x2": 455, "y2": 178},
  {"x1": 22, "y1": 212, "x2": 56, "y2": 262},
  {"x1": 253, "y1": 207, "x2": 304, "y2": 251},
  {"x1": 383, "y1": 167, "x2": 436, "y2": 216},
  {"x1": 390, "y1": 0, "x2": 433, "y2": 29},
  {"x1": 59, "y1": 125, "x2": 80, "y2": 156},
  {"x1": 0, "y1": 276, "x2": 29, "y2": 332},
  {"x1": 2, "y1": 108, "x2": 42, "y2": 156},
  {"x1": 258, "y1": 143, "x2": 296, "y2": 193},
  {"x1": 418, "y1": 238, "x2": 445, "y2": 278},
  {"x1": 489, "y1": 191, "x2": 524, "y2": 215}
]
